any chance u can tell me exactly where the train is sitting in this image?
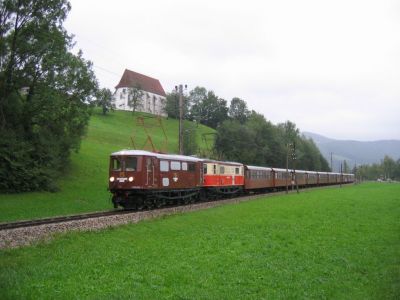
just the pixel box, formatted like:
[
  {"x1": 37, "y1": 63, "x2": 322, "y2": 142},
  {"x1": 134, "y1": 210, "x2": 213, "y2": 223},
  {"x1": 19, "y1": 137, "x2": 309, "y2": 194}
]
[{"x1": 109, "y1": 150, "x2": 354, "y2": 209}]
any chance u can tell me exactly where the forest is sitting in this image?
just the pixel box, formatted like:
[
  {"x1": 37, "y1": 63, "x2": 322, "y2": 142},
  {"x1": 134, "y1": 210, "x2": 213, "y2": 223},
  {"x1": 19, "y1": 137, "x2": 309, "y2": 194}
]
[{"x1": 165, "y1": 87, "x2": 330, "y2": 171}]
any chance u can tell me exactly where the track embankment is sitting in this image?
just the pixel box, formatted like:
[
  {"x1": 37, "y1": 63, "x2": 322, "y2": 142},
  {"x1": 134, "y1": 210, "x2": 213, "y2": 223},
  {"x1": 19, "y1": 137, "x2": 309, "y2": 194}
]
[{"x1": 0, "y1": 185, "x2": 348, "y2": 249}]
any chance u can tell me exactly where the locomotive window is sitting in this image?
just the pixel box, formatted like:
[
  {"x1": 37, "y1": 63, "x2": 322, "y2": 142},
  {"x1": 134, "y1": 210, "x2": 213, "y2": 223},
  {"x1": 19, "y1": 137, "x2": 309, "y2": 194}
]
[
  {"x1": 160, "y1": 160, "x2": 169, "y2": 172},
  {"x1": 220, "y1": 166, "x2": 225, "y2": 174},
  {"x1": 203, "y1": 164, "x2": 207, "y2": 174},
  {"x1": 182, "y1": 162, "x2": 188, "y2": 171},
  {"x1": 125, "y1": 157, "x2": 137, "y2": 171},
  {"x1": 235, "y1": 168, "x2": 239, "y2": 175},
  {"x1": 188, "y1": 163, "x2": 196, "y2": 172},
  {"x1": 213, "y1": 164, "x2": 217, "y2": 175},
  {"x1": 111, "y1": 158, "x2": 121, "y2": 171},
  {"x1": 171, "y1": 161, "x2": 181, "y2": 170}
]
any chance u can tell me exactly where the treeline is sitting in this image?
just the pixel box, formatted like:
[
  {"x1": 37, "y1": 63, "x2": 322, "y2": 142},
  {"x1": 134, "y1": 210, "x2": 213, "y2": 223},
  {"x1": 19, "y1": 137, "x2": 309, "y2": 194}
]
[
  {"x1": 0, "y1": 0, "x2": 98, "y2": 192},
  {"x1": 356, "y1": 155, "x2": 400, "y2": 181},
  {"x1": 165, "y1": 87, "x2": 330, "y2": 171}
]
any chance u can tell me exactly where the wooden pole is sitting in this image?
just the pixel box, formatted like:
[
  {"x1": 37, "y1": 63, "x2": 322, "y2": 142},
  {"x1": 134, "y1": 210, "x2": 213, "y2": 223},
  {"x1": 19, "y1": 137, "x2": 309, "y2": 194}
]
[
  {"x1": 293, "y1": 142, "x2": 299, "y2": 193},
  {"x1": 286, "y1": 143, "x2": 289, "y2": 194},
  {"x1": 176, "y1": 84, "x2": 185, "y2": 155}
]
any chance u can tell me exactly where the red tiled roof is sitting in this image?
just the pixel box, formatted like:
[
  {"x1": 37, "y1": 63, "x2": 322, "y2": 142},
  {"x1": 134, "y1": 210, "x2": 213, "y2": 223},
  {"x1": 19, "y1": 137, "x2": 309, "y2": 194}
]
[{"x1": 115, "y1": 69, "x2": 166, "y2": 97}]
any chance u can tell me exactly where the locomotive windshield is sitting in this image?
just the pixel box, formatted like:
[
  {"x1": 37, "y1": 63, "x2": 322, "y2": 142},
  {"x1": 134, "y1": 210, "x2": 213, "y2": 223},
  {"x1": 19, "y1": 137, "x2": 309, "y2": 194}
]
[
  {"x1": 111, "y1": 157, "x2": 121, "y2": 171},
  {"x1": 125, "y1": 157, "x2": 137, "y2": 171},
  {"x1": 110, "y1": 156, "x2": 137, "y2": 171}
]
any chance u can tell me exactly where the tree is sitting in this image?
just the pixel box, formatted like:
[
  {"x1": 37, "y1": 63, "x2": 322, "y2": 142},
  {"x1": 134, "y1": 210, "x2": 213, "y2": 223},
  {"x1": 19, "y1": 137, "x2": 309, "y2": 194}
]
[
  {"x1": 188, "y1": 87, "x2": 228, "y2": 129},
  {"x1": 0, "y1": 0, "x2": 98, "y2": 192},
  {"x1": 382, "y1": 155, "x2": 396, "y2": 180},
  {"x1": 214, "y1": 111, "x2": 330, "y2": 171},
  {"x1": 297, "y1": 137, "x2": 322, "y2": 171},
  {"x1": 127, "y1": 85, "x2": 144, "y2": 114},
  {"x1": 164, "y1": 90, "x2": 190, "y2": 119},
  {"x1": 343, "y1": 160, "x2": 350, "y2": 173},
  {"x1": 228, "y1": 97, "x2": 250, "y2": 124},
  {"x1": 245, "y1": 112, "x2": 285, "y2": 167},
  {"x1": 278, "y1": 121, "x2": 300, "y2": 145},
  {"x1": 352, "y1": 155, "x2": 400, "y2": 181},
  {"x1": 215, "y1": 120, "x2": 258, "y2": 164},
  {"x1": 95, "y1": 88, "x2": 114, "y2": 115}
]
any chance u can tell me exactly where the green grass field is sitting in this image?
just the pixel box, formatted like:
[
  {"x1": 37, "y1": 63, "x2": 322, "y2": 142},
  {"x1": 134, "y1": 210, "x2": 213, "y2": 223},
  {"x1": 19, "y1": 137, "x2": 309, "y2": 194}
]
[
  {"x1": 0, "y1": 110, "x2": 215, "y2": 222},
  {"x1": 1, "y1": 183, "x2": 399, "y2": 299}
]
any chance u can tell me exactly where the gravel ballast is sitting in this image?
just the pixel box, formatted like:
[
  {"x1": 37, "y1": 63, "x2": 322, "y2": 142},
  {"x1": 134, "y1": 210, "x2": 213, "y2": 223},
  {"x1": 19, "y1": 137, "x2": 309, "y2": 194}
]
[
  {"x1": 0, "y1": 195, "x2": 262, "y2": 249},
  {"x1": 0, "y1": 185, "x2": 345, "y2": 249}
]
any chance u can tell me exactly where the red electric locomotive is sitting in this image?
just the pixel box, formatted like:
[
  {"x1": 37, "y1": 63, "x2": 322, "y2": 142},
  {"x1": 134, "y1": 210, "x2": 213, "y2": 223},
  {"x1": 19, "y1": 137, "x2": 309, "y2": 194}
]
[{"x1": 109, "y1": 150, "x2": 203, "y2": 209}]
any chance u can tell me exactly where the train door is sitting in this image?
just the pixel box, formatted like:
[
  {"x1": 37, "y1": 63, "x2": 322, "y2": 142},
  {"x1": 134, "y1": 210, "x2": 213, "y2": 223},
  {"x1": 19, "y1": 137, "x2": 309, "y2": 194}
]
[
  {"x1": 200, "y1": 162, "x2": 204, "y2": 185},
  {"x1": 272, "y1": 170, "x2": 276, "y2": 187},
  {"x1": 146, "y1": 157, "x2": 155, "y2": 187}
]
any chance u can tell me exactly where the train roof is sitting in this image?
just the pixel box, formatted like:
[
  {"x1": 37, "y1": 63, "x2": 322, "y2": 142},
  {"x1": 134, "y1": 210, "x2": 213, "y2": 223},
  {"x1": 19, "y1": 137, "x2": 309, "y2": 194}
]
[
  {"x1": 272, "y1": 168, "x2": 319, "y2": 174},
  {"x1": 272, "y1": 168, "x2": 292, "y2": 172},
  {"x1": 111, "y1": 150, "x2": 203, "y2": 162},
  {"x1": 294, "y1": 170, "x2": 308, "y2": 174},
  {"x1": 246, "y1": 165, "x2": 273, "y2": 171}
]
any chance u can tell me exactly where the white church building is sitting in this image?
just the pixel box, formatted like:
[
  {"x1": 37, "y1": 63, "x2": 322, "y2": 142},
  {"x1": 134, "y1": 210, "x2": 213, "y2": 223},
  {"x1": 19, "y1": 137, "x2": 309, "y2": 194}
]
[{"x1": 113, "y1": 69, "x2": 167, "y2": 116}]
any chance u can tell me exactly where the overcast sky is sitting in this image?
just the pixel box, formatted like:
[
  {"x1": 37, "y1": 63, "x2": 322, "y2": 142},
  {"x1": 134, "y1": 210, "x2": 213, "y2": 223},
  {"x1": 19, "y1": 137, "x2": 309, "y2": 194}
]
[{"x1": 65, "y1": 0, "x2": 400, "y2": 141}]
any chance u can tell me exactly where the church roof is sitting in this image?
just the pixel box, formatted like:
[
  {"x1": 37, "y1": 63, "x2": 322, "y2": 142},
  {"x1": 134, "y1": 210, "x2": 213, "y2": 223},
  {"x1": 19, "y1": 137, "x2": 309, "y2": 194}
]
[{"x1": 115, "y1": 69, "x2": 166, "y2": 96}]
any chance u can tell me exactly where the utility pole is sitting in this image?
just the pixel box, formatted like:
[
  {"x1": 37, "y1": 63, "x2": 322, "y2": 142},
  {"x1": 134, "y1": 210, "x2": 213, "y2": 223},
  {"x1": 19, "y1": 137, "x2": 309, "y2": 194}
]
[
  {"x1": 354, "y1": 162, "x2": 357, "y2": 185},
  {"x1": 330, "y1": 152, "x2": 333, "y2": 172},
  {"x1": 292, "y1": 142, "x2": 299, "y2": 193},
  {"x1": 175, "y1": 84, "x2": 187, "y2": 155},
  {"x1": 286, "y1": 143, "x2": 289, "y2": 194}
]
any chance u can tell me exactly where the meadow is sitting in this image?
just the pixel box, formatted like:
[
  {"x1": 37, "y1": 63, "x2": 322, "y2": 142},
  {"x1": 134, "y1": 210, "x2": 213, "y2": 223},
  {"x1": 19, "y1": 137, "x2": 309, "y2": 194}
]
[
  {"x1": 0, "y1": 110, "x2": 215, "y2": 222},
  {"x1": 1, "y1": 182, "x2": 399, "y2": 299}
]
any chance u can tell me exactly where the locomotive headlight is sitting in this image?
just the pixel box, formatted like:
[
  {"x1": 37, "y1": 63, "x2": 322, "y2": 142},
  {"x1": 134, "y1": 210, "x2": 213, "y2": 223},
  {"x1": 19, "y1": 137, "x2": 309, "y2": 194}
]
[
  {"x1": 128, "y1": 176, "x2": 134, "y2": 182},
  {"x1": 109, "y1": 176, "x2": 115, "y2": 182}
]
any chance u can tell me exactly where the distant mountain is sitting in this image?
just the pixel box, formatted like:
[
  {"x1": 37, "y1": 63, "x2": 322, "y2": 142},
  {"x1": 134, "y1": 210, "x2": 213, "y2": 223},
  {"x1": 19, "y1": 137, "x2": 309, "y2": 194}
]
[{"x1": 302, "y1": 132, "x2": 400, "y2": 172}]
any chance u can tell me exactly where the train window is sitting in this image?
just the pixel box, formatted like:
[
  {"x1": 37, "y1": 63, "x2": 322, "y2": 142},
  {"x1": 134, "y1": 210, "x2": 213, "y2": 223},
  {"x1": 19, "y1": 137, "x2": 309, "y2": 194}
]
[
  {"x1": 182, "y1": 162, "x2": 188, "y2": 171},
  {"x1": 220, "y1": 166, "x2": 225, "y2": 174},
  {"x1": 171, "y1": 161, "x2": 181, "y2": 170},
  {"x1": 125, "y1": 157, "x2": 137, "y2": 171},
  {"x1": 235, "y1": 167, "x2": 239, "y2": 175},
  {"x1": 160, "y1": 160, "x2": 169, "y2": 172},
  {"x1": 111, "y1": 158, "x2": 121, "y2": 171},
  {"x1": 213, "y1": 164, "x2": 217, "y2": 175},
  {"x1": 203, "y1": 164, "x2": 207, "y2": 174},
  {"x1": 188, "y1": 163, "x2": 196, "y2": 172}
]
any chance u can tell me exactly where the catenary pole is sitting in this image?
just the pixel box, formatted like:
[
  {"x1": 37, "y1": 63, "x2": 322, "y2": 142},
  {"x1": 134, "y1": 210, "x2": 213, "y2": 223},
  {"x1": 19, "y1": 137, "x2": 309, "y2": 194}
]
[{"x1": 175, "y1": 84, "x2": 186, "y2": 155}]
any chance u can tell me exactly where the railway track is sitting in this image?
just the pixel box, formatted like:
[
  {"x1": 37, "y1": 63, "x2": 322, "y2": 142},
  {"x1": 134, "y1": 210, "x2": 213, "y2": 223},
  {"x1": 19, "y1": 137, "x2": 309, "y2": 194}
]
[
  {"x1": 0, "y1": 184, "x2": 351, "y2": 232},
  {"x1": 0, "y1": 210, "x2": 130, "y2": 231}
]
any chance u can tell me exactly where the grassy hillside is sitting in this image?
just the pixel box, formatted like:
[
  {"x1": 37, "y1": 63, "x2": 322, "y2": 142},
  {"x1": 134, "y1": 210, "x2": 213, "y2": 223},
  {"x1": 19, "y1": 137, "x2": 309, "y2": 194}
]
[
  {"x1": 1, "y1": 183, "x2": 399, "y2": 298},
  {"x1": 0, "y1": 110, "x2": 215, "y2": 222}
]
